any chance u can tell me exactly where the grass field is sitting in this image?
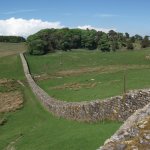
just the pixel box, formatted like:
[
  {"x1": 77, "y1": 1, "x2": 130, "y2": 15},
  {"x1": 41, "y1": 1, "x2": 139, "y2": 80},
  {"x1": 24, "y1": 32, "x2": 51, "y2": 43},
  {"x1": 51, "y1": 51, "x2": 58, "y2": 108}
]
[
  {"x1": 0, "y1": 42, "x2": 26, "y2": 58},
  {"x1": 26, "y1": 49, "x2": 150, "y2": 102},
  {"x1": 0, "y1": 45, "x2": 121, "y2": 149}
]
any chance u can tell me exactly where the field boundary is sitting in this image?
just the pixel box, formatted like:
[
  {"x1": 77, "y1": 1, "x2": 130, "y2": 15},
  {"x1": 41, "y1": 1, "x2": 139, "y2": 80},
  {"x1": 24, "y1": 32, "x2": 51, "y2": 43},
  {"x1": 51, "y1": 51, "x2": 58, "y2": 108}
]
[
  {"x1": 99, "y1": 100, "x2": 150, "y2": 149},
  {"x1": 20, "y1": 53, "x2": 150, "y2": 122}
]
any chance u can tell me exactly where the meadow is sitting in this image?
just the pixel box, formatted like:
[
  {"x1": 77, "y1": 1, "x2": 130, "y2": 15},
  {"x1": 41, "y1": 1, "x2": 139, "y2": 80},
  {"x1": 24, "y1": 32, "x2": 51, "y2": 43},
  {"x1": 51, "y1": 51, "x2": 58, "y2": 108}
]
[
  {"x1": 26, "y1": 49, "x2": 150, "y2": 102},
  {"x1": 0, "y1": 44, "x2": 121, "y2": 150},
  {"x1": 0, "y1": 42, "x2": 26, "y2": 58}
]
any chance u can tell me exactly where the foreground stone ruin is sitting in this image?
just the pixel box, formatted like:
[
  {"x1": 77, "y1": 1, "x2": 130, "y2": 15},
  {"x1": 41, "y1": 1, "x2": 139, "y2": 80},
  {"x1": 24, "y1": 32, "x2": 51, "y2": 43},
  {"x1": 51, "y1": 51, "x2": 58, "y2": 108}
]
[{"x1": 99, "y1": 102, "x2": 150, "y2": 150}]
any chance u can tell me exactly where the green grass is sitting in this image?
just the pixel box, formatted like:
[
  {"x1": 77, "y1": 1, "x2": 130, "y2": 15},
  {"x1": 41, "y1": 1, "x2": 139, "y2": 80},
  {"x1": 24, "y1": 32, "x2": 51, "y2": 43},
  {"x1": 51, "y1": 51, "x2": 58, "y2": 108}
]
[
  {"x1": 26, "y1": 49, "x2": 150, "y2": 102},
  {"x1": 0, "y1": 86, "x2": 121, "y2": 150},
  {"x1": 0, "y1": 55, "x2": 25, "y2": 79},
  {"x1": 38, "y1": 68, "x2": 150, "y2": 101},
  {"x1": 0, "y1": 42, "x2": 26, "y2": 79},
  {"x1": 26, "y1": 49, "x2": 150, "y2": 74},
  {"x1": 0, "y1": 42, "x2": 26, "y2": 58},
  {"x1": 0, "y1": 46, "x2": 121, "y2": 149}
]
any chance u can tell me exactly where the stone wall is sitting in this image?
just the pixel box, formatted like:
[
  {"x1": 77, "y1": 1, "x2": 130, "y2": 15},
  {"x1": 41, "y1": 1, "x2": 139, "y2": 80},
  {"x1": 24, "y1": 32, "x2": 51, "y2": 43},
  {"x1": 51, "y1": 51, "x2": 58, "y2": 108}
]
[
  {"x1": 98, "y1": 102, "x2": 150, "y2": 150},
  {"x1": 20, "y1": 53, "x2": 150, "y2": 122}
]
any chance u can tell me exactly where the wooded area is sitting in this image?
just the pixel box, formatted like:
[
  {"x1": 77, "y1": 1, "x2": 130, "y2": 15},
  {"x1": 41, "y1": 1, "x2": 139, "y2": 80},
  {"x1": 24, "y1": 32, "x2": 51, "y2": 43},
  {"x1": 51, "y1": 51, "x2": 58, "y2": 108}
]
[
  {"x1": 0, "y1": 36, "x2": 26, "y2": 43},
  {"x1": 27, "y1": 28, "x2": 150, "y2": 55}
]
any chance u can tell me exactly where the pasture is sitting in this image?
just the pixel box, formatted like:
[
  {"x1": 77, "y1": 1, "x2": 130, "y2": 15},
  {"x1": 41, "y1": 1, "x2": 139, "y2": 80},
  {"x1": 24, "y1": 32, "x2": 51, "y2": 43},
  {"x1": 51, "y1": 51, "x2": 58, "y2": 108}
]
[
  {"x1": 26, "y1": 49, "x2": 150, "y2": 102},
  {"x1": 0, "y1": 44, "x2": 121, "y2": 150},
  {"x1": 0, "y1": 42, "x2": 26, "y2": 58}
]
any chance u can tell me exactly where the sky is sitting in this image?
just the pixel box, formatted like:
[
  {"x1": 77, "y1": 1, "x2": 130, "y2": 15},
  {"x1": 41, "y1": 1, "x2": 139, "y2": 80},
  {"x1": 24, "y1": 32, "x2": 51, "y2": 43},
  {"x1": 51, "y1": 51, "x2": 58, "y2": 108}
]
[{"x1": 0, "y1": 0, "x2": 150, "y2": 37}]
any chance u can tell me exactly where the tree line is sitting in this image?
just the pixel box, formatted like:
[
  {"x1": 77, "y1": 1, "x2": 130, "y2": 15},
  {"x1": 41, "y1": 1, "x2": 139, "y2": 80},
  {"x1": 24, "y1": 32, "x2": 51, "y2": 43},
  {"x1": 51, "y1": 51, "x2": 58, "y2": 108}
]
[
  {"x1": 0, "y1": 36, "x2": 26, "y2": 43},
  {"x1": 26, "y1": 28, "x2": 150, "y2": 55}
]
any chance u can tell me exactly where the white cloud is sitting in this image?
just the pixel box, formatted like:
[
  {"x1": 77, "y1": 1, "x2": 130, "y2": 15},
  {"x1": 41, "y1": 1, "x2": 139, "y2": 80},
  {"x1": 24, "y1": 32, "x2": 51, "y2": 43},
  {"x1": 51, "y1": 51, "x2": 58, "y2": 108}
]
[
  {"x1": 0, "y1": 17, "x2": 64, "y2": 37},
  {"x1": 77, "y1": 25, "x2": 116, "y2": 33},
  {"x1": 0, "y1": 18, "x2": 117, "y2": 37}
]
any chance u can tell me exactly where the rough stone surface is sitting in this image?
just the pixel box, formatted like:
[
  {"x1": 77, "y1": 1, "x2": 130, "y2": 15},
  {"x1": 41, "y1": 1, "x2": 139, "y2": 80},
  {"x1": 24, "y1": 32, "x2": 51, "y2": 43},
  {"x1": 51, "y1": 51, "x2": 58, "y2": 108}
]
[
  {"x1": 98, "y1": 103, "x2": 150, "y2": 150},
  {"x1": 20, "y1": 53, "x2": 150, "y2": 122}
]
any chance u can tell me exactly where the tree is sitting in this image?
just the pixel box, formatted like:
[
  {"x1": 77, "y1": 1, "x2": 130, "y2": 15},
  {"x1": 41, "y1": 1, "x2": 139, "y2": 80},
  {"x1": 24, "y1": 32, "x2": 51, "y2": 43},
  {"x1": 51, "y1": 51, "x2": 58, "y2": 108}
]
[
  {"x1": 121, "y1": 42, "x2": 127, "y2": 47},
  {"x1": 117, "y1": 32, "x2": 124, "y2": 41},
  {"x1": 108, "y1": 30, "x2": 117, "y2": 40},
  {"x1": 28, "y1": 39, "x2": 47, "y2": 55},
  {"x1": 127, "y1": 41, "x2": 134, "y2": 50},
  {"x1": 111, "y1": 41, "x2": 119, "y2": 51},
  {"x1": 125, "y1": 32, "x2": 130, "y2": 39},
  {"x1": 70, "y1": 29, "x2": 81, "y2": 48},
  {"x1": 0, "y1": 36, "x2": 26, "y2": 43},
  {"x1": 98, "y1": 35, "x2": 110, "y2": 52},
  {"x1": 141, "y1": 36, "x2": 150, "y2": 48},
  {"x1": 81, "y1": 29, "x2": 97, "y2": 50},
  {"x1": 26, "y1": 28, "x2": 148, "y2": 55},
  {"x1": 134, "y1": 34, "x2": 143, "y2": 40},
  {"x1": 130, "y1": 36, "x2": 135, "y2": 43},
  {"x1": 61, "y1": 41, "x2": 71, "y2": 51}
]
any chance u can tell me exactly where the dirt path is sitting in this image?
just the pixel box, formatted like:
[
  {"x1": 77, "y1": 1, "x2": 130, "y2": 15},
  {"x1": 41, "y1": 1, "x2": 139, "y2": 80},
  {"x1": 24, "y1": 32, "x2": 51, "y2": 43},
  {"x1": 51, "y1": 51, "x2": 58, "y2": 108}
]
[{"x1": 4, "y1": 135, "x2": 23, "y2": 150}]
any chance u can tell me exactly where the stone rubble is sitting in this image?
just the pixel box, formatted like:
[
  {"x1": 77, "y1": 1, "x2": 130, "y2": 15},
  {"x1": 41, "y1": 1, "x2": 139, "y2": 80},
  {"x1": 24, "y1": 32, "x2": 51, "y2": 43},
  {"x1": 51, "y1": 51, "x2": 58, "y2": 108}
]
[{"x1": 98, "y1": 103, "x2": 150, "y2": 150}]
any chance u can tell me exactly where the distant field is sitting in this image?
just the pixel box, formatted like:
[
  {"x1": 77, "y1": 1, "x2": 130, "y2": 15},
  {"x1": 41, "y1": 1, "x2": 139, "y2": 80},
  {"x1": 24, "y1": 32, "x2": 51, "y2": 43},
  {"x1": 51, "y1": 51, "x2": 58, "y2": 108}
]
[
  {"x1": 0, "y1": 42, "x2": 26, "y2": 57},
  {"x1": 0, "y1": 44, "x2": 121, "y2": 149},
  {"x1": 26, "y1": 48, "x2": 150, "y2": 102}
]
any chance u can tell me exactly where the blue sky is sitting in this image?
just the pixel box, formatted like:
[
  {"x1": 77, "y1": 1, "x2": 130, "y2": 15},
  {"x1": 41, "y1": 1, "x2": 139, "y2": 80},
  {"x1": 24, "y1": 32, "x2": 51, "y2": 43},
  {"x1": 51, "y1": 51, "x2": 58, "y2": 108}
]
[{"x1": 0, "y1": 0, "x2": 150, "y2": 36}]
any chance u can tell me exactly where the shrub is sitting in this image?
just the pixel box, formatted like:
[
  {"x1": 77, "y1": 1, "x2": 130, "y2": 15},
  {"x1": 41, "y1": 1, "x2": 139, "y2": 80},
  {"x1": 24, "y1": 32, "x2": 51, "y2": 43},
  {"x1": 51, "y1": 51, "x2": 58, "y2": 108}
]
[
  {"x1": 28, "y1": 39, "x2": 47, "y2": 55},
  {"x1": 127, "y1": 41, "x2": 134, "y2": 50}
]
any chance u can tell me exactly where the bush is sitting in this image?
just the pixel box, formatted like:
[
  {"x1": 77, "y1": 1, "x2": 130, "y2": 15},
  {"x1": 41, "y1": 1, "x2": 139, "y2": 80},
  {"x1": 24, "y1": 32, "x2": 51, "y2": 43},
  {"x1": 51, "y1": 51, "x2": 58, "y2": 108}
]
[
  {"x1": 127, "y1": 41, "x2": 134, "y2": 50},
  {"x1": 111, "y1": 41, "x2": 119, "y2": 51},
  {"x1": 28, "y1": 39, "x2": 47, "y2": 55},
  {"x1": 141, "y1": 36, "x2": 150, "y2": 48}
]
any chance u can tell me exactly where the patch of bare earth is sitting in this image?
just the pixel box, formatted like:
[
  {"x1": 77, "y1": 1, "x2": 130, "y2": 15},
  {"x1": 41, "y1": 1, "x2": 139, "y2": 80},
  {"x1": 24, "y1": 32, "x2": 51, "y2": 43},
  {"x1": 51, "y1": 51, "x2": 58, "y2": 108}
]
[
  {"x1": 50, "y1": 82, "x2": 97, "y2": 90},
  {"x1": 0, "y1": 91, "x2": 23, "y2": 113},
  {"x1": 0, "y1": 78, "x2": 13, "y2": 84},
  {"x1": 0, "y1": 50, "x2": 22, "y2": 58},
  {"x1": 4, "y1": 134, "x2": 23, "y2": 150},
  {"x1": 0, "y1": 42, "x2": 26, "y2": 58},
  {"x1": 34, "y1": 65, "x2": 150, "y2": 81},
  {"x1": 145, "y1": 55, "x2": 150, "y2": 60},
  {"x1": 57, "y1": 65, "x2": 150, "y2": 76},
  {"x1": 0, "y1": 78, "x2": 23, "y2": 113},
  {"x1": 0, "y1": 79, "x2": 24, "y2": 127},
  {"x1": 0, "y1": 79, "x2": 20, "y2": 92}
]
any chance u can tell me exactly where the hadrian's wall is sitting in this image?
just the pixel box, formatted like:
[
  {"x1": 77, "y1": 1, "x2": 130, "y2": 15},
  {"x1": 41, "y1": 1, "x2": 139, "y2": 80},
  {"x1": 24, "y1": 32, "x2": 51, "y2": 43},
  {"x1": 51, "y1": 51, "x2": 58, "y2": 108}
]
[
  {"x1": 20, "y1": 53, "x2": 150, "y2": 122},
  {"x1": 98, "y1": 102, "x2": 150, "y2": 150}
]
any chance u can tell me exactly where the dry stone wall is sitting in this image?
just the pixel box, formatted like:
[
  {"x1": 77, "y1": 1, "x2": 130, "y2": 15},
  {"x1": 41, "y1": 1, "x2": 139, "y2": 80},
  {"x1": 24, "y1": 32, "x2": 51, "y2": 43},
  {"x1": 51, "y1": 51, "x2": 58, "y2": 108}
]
[
  {"x1": 20, "y1": 53, "x2": 150, "y2": 122},
  {"x1": 98, "y1": 102, "x2": 150, "y2": 150}
]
